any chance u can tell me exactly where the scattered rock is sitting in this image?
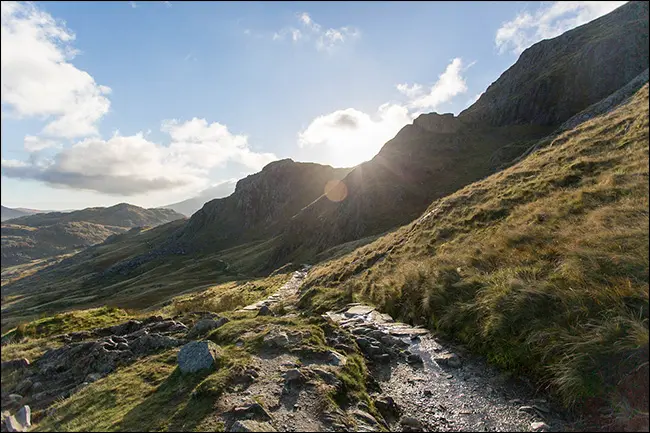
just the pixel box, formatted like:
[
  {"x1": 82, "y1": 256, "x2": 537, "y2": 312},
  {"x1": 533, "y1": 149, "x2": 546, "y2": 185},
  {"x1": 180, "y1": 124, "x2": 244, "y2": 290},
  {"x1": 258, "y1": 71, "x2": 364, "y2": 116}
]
[
  {"x1": 531, "y1": 421, "x2": 550, "y2": 432},
  {"x1": 3, "y1": 406, "x2": 30, "y2": 432},
  {"x1": 257, "y1": 306, "x2": 274, "y2": 317},
  {"x1": 177, "y1": 341, "x2": 220, "y2": 373},
  {"x1": 284, "y1": 368, "x2": 304, "y2": 383},
  {"x1": 230, "y1": 420, "x2": 277, "y2": 432},
  {"x1": 85, "y1": 373, "x2": 102, "y2": 383},
  {"x1": 263, "y1": 332, "x2": 290, "y2": 348},
  {"x1": 433, "y1": 353, "x2": 462, "y2": 368},
  {"x1": 232, "y1": 403, "x2": 272, "y2": 421},
  {"x1": 326, "y1": 351, "x2": 347, "y2": 366},
  {"x1": 187, "y1": 318, "x2": 229, "y2": 339},
  {"x1": 518, "y1": 406, "x2": 536, "y2": 415},
  {"x1": 533, "y1": 403, "x2": 551, "y2": 413},
  {"x1": 373, "y1": 353, "x2": 391, "y2": 363},
  {"x1": 406, "y1": 353, "x2": 423, "y2": 364},
  {"x1": 345, "y1": 306, "x2": 375, "y2": 317},
  {"x1": 374, "y1": 396, "x2": 401, "y2": 421},
  {"x1": 400, "y1": 416, "x2": 424, "y2": 432},
  {"x1": 310, "y1": 367, "x2": 341, "y2": 386}
]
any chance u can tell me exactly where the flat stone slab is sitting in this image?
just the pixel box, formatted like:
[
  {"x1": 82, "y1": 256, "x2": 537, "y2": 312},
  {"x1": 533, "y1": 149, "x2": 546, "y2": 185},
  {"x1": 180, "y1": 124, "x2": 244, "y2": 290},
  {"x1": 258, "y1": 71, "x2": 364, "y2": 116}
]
[
  {"x1": 387, "y1": 326, "x2": 429, "y2": 336},
  {"x1": 344, "y1": 306, "x2": 376, "y2": 316}
]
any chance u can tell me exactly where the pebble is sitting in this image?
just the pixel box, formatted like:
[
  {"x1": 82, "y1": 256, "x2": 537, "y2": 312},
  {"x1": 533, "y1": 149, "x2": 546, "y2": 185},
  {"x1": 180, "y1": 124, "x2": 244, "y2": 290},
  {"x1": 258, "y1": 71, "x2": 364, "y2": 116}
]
[{"x1": 531, "y1": 421, "x2": 550, "y2": 432}]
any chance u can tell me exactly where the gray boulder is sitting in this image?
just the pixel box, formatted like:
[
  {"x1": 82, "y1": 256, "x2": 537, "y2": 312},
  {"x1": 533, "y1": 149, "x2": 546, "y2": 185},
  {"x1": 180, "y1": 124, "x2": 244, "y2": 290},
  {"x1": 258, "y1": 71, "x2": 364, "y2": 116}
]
[{"x1": 177, "y1": 341, "x2": 220, "y2": 373}]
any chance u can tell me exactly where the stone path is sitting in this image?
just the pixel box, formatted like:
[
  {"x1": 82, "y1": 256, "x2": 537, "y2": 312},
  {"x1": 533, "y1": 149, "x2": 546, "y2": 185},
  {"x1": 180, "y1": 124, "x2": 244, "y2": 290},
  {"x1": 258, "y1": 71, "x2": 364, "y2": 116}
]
[
  {"x1": 324, "y1": 303, "x2": 570, "y2": 432},
  {"x1": 237, "y1": 266, "x2": 311, "y2": 314}
]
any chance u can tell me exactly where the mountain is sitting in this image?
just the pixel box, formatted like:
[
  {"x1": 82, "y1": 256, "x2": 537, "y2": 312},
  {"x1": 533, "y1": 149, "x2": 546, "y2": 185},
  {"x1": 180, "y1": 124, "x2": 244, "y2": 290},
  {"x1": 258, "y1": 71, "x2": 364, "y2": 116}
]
[
  {"x1": 268, "y1": 0, "x2": 649, "y2": 268},
  {"x1": 160, "y1": 181, "x2": 238, "y2": 217},
  {"x1": 170, "y1": 160, "x2": 352, "y2": 253},
  {"x1": 1, "y1": 203, "x2": 185, "y2": 267},
  {"x1": 301, "y1": 82, "x2": 649, "y2": 430},
  {"x1": 1, "y1": 206, "x2": 38, "y2": 222}
]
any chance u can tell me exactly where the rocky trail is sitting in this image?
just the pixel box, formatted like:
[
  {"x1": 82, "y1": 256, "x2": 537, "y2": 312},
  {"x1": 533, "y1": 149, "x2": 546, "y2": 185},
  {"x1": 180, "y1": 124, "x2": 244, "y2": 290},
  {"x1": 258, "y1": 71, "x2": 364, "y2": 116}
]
[{"x1": 1, "y1": 267, "x2": 571, "y2": 432}]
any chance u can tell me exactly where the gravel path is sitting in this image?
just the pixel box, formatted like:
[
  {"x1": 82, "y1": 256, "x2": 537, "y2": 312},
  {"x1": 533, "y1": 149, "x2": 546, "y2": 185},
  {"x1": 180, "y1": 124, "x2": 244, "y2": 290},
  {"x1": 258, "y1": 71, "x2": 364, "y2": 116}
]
[{"x1": 325, "y1": 305, "x2": 571, "y2": 432}]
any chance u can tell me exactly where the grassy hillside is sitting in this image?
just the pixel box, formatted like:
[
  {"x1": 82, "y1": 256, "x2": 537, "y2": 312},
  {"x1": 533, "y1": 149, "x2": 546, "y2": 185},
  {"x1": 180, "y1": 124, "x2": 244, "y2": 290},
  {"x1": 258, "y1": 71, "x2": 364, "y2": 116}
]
[
  {"x1": 301, "y1": 85, "x2": 649, "y2": 425},
  {"x1": 1, "y1": 204, "x2": 185, "y2": 267}
]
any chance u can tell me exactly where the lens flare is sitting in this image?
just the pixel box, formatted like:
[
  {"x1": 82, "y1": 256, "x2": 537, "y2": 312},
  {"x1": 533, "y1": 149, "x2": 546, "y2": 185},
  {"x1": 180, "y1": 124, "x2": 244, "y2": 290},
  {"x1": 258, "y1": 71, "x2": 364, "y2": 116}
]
[{"x1": 324, "y1": 179, "x2": 348, "y2": 202}]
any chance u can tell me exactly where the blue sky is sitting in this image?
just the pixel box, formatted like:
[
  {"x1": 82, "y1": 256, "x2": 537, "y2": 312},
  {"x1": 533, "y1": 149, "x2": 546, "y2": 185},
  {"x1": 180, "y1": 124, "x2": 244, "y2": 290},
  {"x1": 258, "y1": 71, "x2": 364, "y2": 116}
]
[{"x1": 0, "y1": 1, "x2": 626, "y2": 210}]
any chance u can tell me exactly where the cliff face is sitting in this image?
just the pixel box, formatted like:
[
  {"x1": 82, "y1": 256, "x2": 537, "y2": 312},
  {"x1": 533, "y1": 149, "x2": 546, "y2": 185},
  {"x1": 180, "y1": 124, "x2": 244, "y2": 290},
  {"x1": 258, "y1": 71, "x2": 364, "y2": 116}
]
[
  {"x1": 268, "y1": 1, "x2": 650, "y2": 267},
  {"x1": 459, "y1": 1, "x2": 649, "y2": 127},
  {"x1": 173, "y1": 159, "x2": 352, "y2": 252}
]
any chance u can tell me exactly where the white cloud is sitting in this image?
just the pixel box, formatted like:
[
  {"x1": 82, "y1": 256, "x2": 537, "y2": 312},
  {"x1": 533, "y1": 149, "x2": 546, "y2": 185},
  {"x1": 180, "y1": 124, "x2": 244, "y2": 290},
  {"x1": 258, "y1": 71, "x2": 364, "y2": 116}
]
[
  {"x1": 272, "y1": 12, "x2": 360, "y2": 51},
  {"x1": 299, "y1": 57, "x2": 471, "y2": 167},
  {"x1": 2, "y1": 119, "x2": 278, "y2": 195},
  {"x1": 129, "y1": 1, "x2": 137, "y2": 8},
  {"x1": 1, "y1": 1, "x2": 111, "y2": 138},
  {"x1": 396, "y1": 58, "x2": 468, "y2": 112},
  {"x1": 23, "y1": 135, "x2": 61, "y2": 152},
  {"x1": 298, "y1": 104, "x2": 412, "y2": 167},
  {"x1": 495, "y1": 1, "x2": 627, "y2": 55},
  {"x1": 162, "y1": 1, "x2": 172, "y2": 7}
]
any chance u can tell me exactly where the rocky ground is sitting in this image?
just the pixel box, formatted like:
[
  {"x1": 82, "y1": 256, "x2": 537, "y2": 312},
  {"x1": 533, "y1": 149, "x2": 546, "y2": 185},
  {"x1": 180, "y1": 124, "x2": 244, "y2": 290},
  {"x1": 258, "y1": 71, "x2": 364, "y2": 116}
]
[{"x1": 1, "y1": 267, "x2": 572, "y2": 432}]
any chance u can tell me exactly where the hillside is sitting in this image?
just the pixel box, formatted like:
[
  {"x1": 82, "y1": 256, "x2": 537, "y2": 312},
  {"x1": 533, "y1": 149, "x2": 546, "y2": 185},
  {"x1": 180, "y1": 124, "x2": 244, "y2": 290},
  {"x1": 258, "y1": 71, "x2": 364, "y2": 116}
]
[
  {"x1": 172, "y1": 160, "x2": 352, "y2": 253},
  {"x1": 301, "y1": 84, "x2": 649, "y2": 430},
  {"x1": 268, "y1": 0, "x2": 649, "y2": 268},
  {"x1": 1, "y1": 204, "x2": 185, "y2": 267},
  {"x1": 1, "y1": 206, "x2": 37, "y2": 222}
]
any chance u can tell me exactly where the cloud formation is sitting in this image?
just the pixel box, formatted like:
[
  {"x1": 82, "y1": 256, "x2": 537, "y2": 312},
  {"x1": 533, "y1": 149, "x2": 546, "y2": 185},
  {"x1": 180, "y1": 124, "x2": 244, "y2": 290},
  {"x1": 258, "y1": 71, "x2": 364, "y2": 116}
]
[
  {"x1": 299, "y1": 58, "x2": 470, "y2": 167},
  {"x1": 271, "y1": 12, "x2": 360, "y2": 51},
  {"x1": 1, "y1": 1, "x2": 112, "y2": 138},
  {"x1": 2, "y1": 119, "x2": 278, "y2": 196},
  {"x1": 495, "y1": 1, "x2": 627, "y2": 55}
]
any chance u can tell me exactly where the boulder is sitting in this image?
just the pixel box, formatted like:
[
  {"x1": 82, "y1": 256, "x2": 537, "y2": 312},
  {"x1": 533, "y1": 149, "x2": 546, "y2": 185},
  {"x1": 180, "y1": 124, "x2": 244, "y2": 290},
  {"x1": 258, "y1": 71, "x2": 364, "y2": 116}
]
[
  {"x1": 177, "y1": 341, "x2": 220, "y2": 373},
  {"x1": 284, "y1": 368, "x2": 304, "y2": 383}
]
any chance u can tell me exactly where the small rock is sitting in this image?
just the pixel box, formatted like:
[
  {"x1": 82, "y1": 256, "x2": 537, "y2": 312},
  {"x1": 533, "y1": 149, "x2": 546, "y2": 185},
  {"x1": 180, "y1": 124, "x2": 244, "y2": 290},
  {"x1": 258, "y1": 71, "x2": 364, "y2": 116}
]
[
  {"x1": 232, "y1": 403, "x2": 272, "y2": 421},
  {"x1": 263, "y1": 332, "x2": 290, "y2": 348},
  {"x1": 244, "y1": 369, "x2": 259, "y2": 379},
  {"x1": 257, "y1": 306, "x2": 274, "y2": 317},
  {"x1": 7, "y1": 395, "x2": 22, "y2": 404},
  {"x1": 326, "y1": 351, "x2": 347, "y2": 366},
  {"x1": 116, "y1": 342, "x2": 129, "y2": 351},
  {"x1": 406, "y1": 353, "x2": 423, "y2": 364},
  {"x1": 85, "y1": 373, "x2": 102, "y2": 383},
  {"x1": 284, "y1": 369, "x2": 303, "y2": 383},
  {"x1": 531, "y1": 421, "x2": 550, "y2": 432},
  {"x1": 310, "y1": 368, "x2": 340, "y2": 386},
  {"x1": 434, "y1": 353, "x2": 462, "y2": 368},
  {"x1": 177, "y1": 341, "x2": 220, "y2": 373},
  {"x1": 230, "y1": 420, "x2": 277, "y2": 432},
  {"x1": 400, "y1": 416, "x2": 424, "y2": 432},
  {"x1": 187, "y1": 318, "x2": 229, "y2": 339},
  {"x1": 423, "y1": 389, "x2": 433, "y2": 397},
  {"x1": 374, "y1": 396, "x2": 401, "y2": 420},
  {"x1": 373, "y1": 353, "x2": 391, "y2": 363},
  {"x1": 15, "y1": 406, "x2": 30, "y2": 428},
  {"x1": 518, "y1": 406, "x2": 536, "y2": 414}
]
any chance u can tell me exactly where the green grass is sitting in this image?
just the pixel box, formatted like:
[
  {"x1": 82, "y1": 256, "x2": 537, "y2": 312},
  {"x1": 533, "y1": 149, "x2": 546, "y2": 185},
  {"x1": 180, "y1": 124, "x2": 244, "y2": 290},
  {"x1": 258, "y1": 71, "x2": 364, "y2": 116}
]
[
  {"x1": 303, "y1": 85, "x2": 650, "y2": 420},
  {"x1": 34, "y1": 346, "x2": 250, "y2": 432}
]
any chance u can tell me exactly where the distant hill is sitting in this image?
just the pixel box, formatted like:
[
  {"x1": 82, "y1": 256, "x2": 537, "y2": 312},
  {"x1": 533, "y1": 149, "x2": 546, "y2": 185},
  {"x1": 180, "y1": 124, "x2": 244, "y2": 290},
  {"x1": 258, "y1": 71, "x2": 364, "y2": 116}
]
[
  {"x1": 160, "y1": 181, "x2": 237, "y2": 217},
  {"x1": 1, "y1": 206, "x2": 38, "y2": 222},
  {"x1": 1, "y1": 203, "x2": 185, "y2": 266}
]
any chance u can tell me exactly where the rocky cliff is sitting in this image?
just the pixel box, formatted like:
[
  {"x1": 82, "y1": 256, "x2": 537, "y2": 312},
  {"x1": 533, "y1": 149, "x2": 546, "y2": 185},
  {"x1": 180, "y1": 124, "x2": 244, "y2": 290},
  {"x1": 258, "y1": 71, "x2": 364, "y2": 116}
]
[{"x1": 268, "y1": 1, "x2": 650, "y2": 267}]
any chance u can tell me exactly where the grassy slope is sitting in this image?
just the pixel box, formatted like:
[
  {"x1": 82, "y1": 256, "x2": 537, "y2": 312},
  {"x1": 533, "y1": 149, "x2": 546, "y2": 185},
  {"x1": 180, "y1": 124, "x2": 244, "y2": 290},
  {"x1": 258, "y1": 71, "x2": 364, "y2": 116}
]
[{"x1": 302, "y1": 85, "x2": 649, "y2": 421}]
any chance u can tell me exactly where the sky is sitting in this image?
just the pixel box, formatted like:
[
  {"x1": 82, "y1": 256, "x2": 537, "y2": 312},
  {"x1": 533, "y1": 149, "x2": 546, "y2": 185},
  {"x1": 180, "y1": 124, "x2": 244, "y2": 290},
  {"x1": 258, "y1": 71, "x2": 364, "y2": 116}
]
[{"x1": 1, "y1": 0, "x2": 627, "y2": 210}]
